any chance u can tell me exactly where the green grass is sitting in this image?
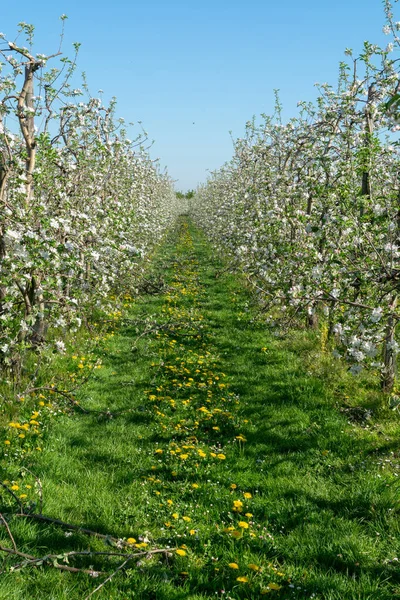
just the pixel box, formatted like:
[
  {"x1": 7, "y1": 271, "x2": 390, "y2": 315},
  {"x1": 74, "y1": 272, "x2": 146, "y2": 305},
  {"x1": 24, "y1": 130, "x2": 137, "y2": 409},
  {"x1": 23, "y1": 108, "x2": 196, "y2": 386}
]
[{"x1": 1, "y1": 217, "x2": 400, "y2": 599}]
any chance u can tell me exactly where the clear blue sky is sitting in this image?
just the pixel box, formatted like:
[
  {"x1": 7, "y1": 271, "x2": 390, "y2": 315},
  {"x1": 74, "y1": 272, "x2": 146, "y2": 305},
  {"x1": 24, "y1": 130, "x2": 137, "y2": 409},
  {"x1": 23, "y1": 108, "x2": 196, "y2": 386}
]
[{"x1": 1, "y1": 0, "x2": 393, "y2": 190}]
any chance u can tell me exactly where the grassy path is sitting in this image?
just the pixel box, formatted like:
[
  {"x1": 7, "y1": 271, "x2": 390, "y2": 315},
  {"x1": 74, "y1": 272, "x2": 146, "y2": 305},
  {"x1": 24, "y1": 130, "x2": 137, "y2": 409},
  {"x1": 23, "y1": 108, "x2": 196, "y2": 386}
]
[{"x1": 1, "y1": 218, "x2": 400, "y2": 599}]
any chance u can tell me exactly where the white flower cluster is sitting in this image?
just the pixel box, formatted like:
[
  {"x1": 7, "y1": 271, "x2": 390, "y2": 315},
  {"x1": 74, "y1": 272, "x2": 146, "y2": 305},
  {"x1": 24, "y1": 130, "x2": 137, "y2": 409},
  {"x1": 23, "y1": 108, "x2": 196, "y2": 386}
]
[
  {"x1": 0, "y1": 29, "x2": 180, "y2": 368},
  {"x1": 191, "y1": 25, "x2": 400, "y2": 388}
]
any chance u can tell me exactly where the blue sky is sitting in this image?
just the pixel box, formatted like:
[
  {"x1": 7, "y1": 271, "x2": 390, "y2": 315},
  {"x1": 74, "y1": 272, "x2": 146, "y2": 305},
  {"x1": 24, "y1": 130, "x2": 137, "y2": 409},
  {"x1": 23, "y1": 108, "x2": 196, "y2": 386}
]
[{"x1": 1, "y1": 0, "x2": 393, "y2": 190}]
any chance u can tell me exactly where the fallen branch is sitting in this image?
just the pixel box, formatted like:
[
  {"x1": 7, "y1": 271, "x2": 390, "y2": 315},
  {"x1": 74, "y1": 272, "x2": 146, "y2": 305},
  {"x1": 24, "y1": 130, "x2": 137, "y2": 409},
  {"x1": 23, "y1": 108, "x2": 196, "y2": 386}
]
[
  {"x1": 0, "y1": 541, "x2": 171, "y2": 583},
  {"x1": 0, "y1": 543, "x2": 105, "y2": 575},
  {"x1": 0, "y1": 513, "x2": 17, "y2": 552},
  {"x1": 83, "y1": 549, "x2": 171, "y2": 600},
  {"x1": 83, "y1": 557, "x2": 130, "y2": 600},
  {"x1": 14, "y1": 513, "x2": 122, "y2": 544},
  {"x1": 24, "y1": 386, "x2": 91, "y2": 414}
]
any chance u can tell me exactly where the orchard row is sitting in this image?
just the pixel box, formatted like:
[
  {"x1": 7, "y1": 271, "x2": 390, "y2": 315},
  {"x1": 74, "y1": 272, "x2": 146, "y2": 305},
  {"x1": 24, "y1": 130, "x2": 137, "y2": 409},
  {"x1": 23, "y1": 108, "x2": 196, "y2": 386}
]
[
  {"x1": 0, "y1": 21, "x2": 179, "y2": 375},
  {"x1": 192, "y1": 2, "x2": 400, "y2": 391}
]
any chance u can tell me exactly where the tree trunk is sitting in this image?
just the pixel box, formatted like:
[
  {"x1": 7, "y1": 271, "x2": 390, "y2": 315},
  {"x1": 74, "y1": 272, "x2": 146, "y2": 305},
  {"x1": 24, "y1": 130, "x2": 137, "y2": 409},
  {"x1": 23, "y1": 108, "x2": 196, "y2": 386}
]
[{"x1": 381, "y1": 295, "x2": 398, "y2": 393}]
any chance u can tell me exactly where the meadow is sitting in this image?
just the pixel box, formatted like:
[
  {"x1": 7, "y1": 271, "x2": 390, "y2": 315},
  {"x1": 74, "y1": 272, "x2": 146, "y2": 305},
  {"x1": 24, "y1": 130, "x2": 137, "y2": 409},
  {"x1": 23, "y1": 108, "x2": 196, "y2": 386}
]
[{"x1": 1, "y1": 218, "x2": 399, "y2": 599}]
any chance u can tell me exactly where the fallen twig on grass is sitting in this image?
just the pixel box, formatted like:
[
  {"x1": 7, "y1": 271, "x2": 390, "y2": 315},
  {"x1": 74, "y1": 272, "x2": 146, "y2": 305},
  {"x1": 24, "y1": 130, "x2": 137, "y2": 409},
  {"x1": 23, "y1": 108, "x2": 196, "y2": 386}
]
[
  {"x1": 23, "y1": 385, "x2": 91, "y2": 414},
  {"x1": 0, "y1": 540, "x2": 171, "y2": 587},
  {"x1": 83, "y1": 549, "x2": 172, "y2": 600},
  {"x1": 0, "y1": 543, "x2": 105, "y2": 575},
  {"x1": 0, "y1": 513, "x2": 17, "y2": 552},
  {"x1": 83, "y1": 557, "x2": 130, "y2": 600},
  {"x1": 14, "y1": 513, "x2": 123, "y2": 544}
]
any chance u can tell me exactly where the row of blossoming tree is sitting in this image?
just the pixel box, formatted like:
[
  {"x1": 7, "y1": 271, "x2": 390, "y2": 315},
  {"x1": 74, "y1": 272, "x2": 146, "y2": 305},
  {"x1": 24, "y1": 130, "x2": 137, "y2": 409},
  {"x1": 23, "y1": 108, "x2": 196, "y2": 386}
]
[
  {"x1": 191, "y1": 2, "x2": 400, "y2": 392},
  {"x1": 0, "y1": 20, "x2": 179, "y2": 378}
]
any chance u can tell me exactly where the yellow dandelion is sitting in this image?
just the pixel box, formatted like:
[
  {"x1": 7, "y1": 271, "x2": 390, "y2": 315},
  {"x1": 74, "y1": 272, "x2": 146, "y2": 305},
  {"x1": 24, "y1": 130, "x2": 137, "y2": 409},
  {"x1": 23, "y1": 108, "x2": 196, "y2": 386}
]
[
  {"x1": 238, "y1": 521, "x2": 249, "y2": 529},
  {"x1": 236, "y1": 576, "x2": 248, "y2": 583},
  {"x1": 228, "y1": 562, "x2": 239, "y2": 569},
  {"x1": 176, "y1": 549, "x2": 186, "y2": 556},
  {"x1": 217, "y1": 454, "x2": 226, "y2": 460},
  {"x1": 248, "y1": 563, "x2": 260, "y2": 571},
  {"x1": 243, "y1": 492, "x2": 252, "y2": 499},
  {"x1": 127, "y1": 538, "x2": 136, "y2": 544},
  {"x1": 11, "y1": 485, "x2": 19, "y2": 491},
  {"x1": 4, "y1": 440, "x2": 10, "y2": 445}
]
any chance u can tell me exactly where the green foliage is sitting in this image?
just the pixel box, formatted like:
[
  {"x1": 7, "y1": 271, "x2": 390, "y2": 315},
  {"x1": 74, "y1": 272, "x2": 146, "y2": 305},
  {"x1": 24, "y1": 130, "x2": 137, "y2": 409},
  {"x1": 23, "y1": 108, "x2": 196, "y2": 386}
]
[{"x1": 176, "y1": 190, "x2": 195, "y2": 200}]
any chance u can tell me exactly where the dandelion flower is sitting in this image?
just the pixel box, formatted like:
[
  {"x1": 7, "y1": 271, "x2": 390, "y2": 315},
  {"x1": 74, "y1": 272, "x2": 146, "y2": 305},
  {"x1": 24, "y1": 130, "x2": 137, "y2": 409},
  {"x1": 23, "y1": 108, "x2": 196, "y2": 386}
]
[
  {"x1": 228, "y1": 562, "x2": 239, "y2": 569},
  {"x1": 238, "y1": 521, "x2": 249, "y2": 529},
  {"x1": 237, "y1": 576, "x2": 248, "y2": 583},
  {"x1": 127, "y1": 538, "x2": 136, "y2": 544},
  {"x1": 176, "y1": 549, "x2": 186, "y2": 556},
  {"x1": 266, "y1": 583, "x2": 282, "y2": 590}
]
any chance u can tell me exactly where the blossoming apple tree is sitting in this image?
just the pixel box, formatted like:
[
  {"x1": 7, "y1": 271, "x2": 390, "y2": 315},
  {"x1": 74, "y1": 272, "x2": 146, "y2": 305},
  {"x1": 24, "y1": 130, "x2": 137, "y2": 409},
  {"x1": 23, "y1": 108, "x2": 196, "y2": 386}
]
[
  {"x1": 191, "y1": 4, "x2": 400, "y2": 391},
  {"x1": 0, "y1": 20, "x2": 178, "y2": 375}
]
